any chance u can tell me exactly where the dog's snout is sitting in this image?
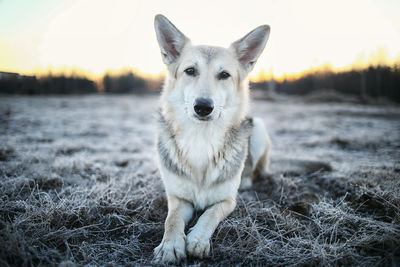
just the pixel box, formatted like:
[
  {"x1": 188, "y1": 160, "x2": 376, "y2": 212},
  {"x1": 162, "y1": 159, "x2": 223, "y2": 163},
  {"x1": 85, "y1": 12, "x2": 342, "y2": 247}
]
[{"x1": 194, "y1": 98, "x2": 214, "y2": 117}]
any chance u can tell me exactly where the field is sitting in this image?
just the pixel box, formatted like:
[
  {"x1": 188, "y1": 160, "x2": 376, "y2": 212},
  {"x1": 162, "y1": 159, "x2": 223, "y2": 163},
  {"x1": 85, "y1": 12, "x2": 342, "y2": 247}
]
[{"x1": 0, "y1": 94, "x2": 399, "y2": 266}]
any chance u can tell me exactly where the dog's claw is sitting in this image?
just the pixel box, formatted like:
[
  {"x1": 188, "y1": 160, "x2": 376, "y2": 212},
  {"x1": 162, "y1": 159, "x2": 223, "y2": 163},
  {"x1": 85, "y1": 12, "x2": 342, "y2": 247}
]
[
  {"x1": 153, "y1": 234, "x2": 186, "y2": 264},
  {"x1": 186, "y1": 232, "x2": 210, "y2": 259}
]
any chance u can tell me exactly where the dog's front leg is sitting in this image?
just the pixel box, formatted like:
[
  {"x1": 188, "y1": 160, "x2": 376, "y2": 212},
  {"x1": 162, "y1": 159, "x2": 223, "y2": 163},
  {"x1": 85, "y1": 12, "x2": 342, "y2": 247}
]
[
  {"x1": 186, "y1": 199, "x2": 236, "y2": 258},
  {"x1": 154, "y1": 195, "x2": 194, "y2": 264}
]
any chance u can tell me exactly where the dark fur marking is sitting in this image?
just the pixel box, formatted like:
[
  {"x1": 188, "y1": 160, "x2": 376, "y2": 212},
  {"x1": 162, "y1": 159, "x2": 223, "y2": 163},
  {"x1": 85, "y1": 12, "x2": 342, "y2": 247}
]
[
  {"x1": 157, "y1": 138, "x2": 187, "y2": 177},
  {"x1": 157, "y1": 113, "x2": 191, "y2": 177},
  {"x1": 213, "y1": 118, "x2": 254, "y2": 184}
]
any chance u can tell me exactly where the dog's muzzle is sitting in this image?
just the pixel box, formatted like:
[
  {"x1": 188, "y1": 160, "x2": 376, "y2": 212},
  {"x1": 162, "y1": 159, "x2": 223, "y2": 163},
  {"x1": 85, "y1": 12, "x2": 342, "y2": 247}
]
[{"x1": 194, "y1": 98, "x2": 214, "y2": 119}]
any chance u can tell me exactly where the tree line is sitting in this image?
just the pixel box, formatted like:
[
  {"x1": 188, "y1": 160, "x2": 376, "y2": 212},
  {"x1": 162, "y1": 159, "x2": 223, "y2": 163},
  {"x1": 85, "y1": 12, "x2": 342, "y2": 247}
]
[
  {"x1": 0, "y1": 71, "x2": 152, "y2": 95},
  {"x1": 1, "y1": 65, "x2": 399, "y2": 102},
  {"x1": 102, "y1": 72, "x2": 149, "y2": 94},
  {"x1": 251, "y1": 65, "x2": 400, "y2": 102},
  {"x1": 0, "y1": 73, "x2": 97, "y2": 94}
]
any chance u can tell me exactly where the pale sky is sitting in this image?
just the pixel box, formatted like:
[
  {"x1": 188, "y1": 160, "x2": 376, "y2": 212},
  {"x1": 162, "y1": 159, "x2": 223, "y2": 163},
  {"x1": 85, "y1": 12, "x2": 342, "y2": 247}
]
[{"x1": 1, "y1": 0, "x2": 400, "y2": 78}]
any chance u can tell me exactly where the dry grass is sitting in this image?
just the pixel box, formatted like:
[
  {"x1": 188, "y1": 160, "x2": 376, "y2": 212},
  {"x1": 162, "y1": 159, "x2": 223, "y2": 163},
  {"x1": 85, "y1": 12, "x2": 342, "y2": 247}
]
[{"x1": 0, "y1": 95, "x2": 399, "y2": 266}]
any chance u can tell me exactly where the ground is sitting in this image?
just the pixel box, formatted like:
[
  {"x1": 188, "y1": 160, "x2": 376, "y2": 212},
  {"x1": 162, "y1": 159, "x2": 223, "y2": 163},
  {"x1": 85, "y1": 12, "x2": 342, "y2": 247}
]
[{"x1": 0, "y1": 94, "x2": 399, "y2": 266}]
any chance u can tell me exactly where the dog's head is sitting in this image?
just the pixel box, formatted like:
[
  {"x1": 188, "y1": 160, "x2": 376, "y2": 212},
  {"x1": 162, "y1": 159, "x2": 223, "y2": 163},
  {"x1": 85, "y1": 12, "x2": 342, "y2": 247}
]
[{"x1": 155, "y1": 14, "x2": 269, "y2": 125}]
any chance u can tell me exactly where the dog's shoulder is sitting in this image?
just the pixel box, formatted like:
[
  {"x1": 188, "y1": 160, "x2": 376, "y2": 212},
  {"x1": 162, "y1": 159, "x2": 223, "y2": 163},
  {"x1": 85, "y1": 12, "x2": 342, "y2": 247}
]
[
  {"x1": 241, "y1": 117, "x2": 254, "y2": 136},
  {"x1": 210, "y1": 117, "x2": 253, "y2": 184},
  {"x1": 224, "y1": 117, "x2": 254, "y2": 147}
]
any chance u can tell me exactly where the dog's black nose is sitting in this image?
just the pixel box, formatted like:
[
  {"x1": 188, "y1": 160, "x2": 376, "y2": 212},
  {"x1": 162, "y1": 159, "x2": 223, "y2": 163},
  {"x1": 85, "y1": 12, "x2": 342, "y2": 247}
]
[{"x1": 194, "y1": 98, "x2": 214, "y2": 117}]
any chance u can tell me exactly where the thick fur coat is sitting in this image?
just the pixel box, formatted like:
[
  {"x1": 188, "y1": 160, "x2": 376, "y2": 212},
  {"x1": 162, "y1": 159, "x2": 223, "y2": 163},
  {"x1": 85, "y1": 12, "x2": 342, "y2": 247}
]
[{"x1": 153, "y1": 14, "x2": 270, "y2": 263}]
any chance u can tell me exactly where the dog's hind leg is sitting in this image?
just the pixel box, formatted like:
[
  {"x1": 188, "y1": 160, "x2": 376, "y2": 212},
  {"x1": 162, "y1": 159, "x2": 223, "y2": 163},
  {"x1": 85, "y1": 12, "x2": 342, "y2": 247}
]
[{"x1": 240, "y1": 117, "x2": 270, "y2": 190}]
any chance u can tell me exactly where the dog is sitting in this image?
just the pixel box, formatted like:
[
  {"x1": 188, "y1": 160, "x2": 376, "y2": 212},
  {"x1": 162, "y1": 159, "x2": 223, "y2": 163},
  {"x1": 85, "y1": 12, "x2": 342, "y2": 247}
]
[{"x1": 153, "y1": 14, "x2": 270, "y2": 263}]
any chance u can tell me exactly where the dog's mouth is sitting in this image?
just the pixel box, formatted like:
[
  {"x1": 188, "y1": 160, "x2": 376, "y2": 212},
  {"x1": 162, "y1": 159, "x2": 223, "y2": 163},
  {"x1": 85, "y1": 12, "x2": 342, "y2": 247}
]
[{"x1": 193, "y1": 113, "x2": 213, "y2": 121}]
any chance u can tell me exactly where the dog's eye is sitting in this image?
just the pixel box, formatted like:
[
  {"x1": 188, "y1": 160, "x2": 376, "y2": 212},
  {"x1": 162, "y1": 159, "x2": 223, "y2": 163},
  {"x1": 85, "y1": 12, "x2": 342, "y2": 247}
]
[
  {"x1": 218, "y1": 71, "x2": 230, "y2": 80},
  {"x1": 184, "y1": 67, "x2": 196, "y2": 76}
]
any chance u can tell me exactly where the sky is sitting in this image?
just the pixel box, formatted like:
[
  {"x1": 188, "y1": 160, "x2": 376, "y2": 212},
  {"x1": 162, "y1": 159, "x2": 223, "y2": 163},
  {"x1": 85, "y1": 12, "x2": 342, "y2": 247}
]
[{"x1": 1, "y1": 0, "x2": 400, "y2": 79}]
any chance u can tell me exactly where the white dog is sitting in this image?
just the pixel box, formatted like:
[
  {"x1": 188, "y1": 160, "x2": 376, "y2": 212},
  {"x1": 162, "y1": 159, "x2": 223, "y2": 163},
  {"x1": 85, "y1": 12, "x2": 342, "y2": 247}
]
[{"x1": 153, "y1": 14, "x2": 270, "y2": 263}]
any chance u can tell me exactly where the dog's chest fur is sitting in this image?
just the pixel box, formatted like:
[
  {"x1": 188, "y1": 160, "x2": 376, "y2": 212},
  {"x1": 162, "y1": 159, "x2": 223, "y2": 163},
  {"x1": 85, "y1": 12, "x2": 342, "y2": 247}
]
[{"x1": 157, "y1": 114, "x2": 253, "y2": 207}]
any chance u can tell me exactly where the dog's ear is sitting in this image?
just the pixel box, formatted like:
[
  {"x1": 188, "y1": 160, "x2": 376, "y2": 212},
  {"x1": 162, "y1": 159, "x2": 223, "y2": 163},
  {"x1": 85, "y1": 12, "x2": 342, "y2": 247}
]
[
  {"x1": 154, "y1": 14, "x2": 190, "y2": 65},
  {"x1": 230, "y1": 25, "x2": 270, "y2": 72}
]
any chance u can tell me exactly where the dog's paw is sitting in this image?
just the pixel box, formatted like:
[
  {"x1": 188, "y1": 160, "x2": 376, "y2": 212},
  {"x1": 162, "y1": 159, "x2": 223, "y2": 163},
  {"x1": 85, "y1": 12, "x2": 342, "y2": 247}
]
[
  {"x1": 153, "y1": 234, "x2": 186, "y2": 264},
  {"x1": 186, "y1": 231, "x2": 210, "y2": 259}
]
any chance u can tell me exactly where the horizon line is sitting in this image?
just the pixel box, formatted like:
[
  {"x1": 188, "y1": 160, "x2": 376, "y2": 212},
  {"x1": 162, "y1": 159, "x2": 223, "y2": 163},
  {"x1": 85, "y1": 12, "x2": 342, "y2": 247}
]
[{"x1": 1, "y1": 59, "x2": 399, "y2": 84}]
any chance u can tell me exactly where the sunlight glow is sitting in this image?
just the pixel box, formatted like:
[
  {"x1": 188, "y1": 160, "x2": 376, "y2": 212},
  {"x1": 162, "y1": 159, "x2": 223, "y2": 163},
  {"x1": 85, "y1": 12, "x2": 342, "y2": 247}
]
[{"x1": 0, "y1": 0, "x2": 399, "y2": 79}]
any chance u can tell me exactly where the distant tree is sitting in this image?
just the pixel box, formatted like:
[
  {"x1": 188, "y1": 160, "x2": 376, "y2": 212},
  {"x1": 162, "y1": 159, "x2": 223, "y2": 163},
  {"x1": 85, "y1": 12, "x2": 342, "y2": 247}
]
[
  {"x1": 102, "y1": 71, "x2": 149, "y2": 94},
  {"x1": 38, "y1": 76, "x2": 97, "y2": 94}
]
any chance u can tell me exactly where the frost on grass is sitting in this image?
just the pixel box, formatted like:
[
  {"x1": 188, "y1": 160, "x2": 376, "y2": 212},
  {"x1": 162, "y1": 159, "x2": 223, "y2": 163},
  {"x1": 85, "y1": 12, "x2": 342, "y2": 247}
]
[{"x1": 0, "y1": 95, "x2": 399, "y2": 266}]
